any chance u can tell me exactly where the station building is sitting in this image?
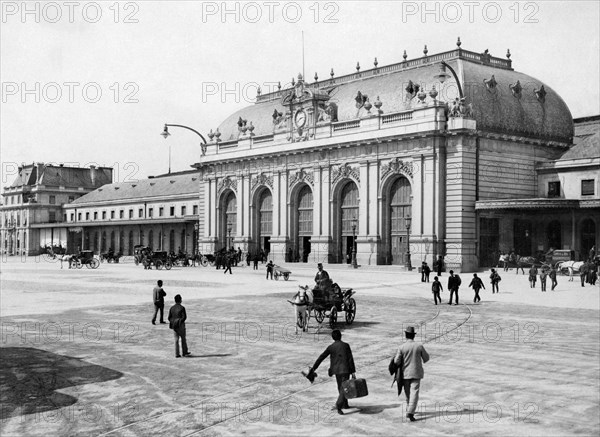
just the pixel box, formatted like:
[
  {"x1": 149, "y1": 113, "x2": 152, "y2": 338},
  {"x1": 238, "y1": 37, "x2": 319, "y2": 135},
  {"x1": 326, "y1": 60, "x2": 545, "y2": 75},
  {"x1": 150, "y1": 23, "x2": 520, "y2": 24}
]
[{"x1": 194, "y1": 43, "x2": 595, "y2": 271}]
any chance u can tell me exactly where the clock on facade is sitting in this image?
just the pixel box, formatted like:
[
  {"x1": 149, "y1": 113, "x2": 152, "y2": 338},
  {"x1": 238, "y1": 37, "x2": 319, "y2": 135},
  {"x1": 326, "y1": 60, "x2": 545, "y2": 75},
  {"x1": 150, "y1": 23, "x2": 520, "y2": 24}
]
[{"x1": 294, "y1": 109, "x2": 307, "y2": 129}]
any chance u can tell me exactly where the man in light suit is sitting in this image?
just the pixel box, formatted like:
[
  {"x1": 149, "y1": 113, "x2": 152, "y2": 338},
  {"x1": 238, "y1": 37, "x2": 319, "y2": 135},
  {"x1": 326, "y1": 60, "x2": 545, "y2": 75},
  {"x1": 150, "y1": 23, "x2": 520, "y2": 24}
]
[
  {"x1": 308, "y1": 330, "x2": 356, "y2": 415},
  {"x1": 394, "y1": 326, "x2": 430, "y2": 422}
]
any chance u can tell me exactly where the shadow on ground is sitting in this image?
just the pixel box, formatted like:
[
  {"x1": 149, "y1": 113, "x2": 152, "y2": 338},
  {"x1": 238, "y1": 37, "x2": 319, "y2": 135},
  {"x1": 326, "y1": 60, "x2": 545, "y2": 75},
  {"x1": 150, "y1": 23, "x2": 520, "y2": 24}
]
[{"x1": 0, "y1": 347, "x2": 123, "y2": 420}]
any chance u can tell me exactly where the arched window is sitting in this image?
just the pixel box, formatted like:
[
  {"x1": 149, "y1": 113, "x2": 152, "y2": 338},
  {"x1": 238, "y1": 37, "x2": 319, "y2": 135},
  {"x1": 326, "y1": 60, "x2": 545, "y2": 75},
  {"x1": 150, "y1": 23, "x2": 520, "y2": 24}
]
[
  {"x1": 340, "y1": 182, "x2": 359, "y2": 235},
  {"x1": 298, "y1": 185, "x2": 313, "y2": 235},
  {"x1": 110, "y1": 231, "x2": 115, "y2": 250},
  {"x1": 119, "y1": 231, "x2": 125, "y2": 253},
  {"x1": 259, "y1": 190, "x2": 273, "y2": 235},
  {"x1": 225, "y1": 192, "x2": 237, "y2": 235},
  {"x1": 101, "y1": 231, "x2": 106, "y2": 252},
  {"x1": 169, "y1": 229, "x2": 175, "y2": 252},
  {"x1": 148, "y1": 230, "x2": 154, "y2": 250},
  {"x1": 181, "y1": 229, "x2": 186, "y2": 252},
  {"x1": 128, "y1": 230, "x2": 134, "y2": 254},
  {"x1": 390, "y1": 178, "x2": 412, "y2": 235}
]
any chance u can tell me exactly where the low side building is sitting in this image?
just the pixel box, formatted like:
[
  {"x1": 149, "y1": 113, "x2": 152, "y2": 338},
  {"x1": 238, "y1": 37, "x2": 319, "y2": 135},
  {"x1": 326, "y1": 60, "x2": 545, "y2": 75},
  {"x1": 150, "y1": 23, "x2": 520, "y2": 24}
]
[
  {"x1": 60, "y1": 170, "x2": 201, "y2": 255},
  {"x1": 0, "y1": 163, "x2": 112, "y2": 256}
]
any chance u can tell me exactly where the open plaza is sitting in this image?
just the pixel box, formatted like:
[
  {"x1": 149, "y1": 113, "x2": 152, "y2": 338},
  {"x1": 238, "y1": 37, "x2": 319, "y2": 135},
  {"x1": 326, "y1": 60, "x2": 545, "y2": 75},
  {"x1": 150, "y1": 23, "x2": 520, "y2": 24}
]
[{"x1": 1, "y1": 257, "x2": 598, "y2": 436}]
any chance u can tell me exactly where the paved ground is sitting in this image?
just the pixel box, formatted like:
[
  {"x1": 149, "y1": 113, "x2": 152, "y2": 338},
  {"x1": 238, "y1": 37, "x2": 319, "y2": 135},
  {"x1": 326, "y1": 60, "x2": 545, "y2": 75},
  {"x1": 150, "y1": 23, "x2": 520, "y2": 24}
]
[{"x1": 1, "y1": 256, "x2": 599, "y2": 436}]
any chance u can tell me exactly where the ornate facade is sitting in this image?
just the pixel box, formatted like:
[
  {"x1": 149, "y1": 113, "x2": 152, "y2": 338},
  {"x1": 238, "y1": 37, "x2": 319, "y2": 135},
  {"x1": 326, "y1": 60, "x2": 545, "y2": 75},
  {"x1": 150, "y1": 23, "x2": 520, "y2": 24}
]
[{"x1": 195, "y1": 44, "x2": 580, "y2": 271}]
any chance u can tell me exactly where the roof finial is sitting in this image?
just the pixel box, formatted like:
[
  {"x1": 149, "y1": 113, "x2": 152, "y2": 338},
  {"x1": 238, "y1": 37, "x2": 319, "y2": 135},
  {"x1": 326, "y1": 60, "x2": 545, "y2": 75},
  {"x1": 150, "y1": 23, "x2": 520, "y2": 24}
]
[
  {"x1": 314, "y1": 72, "x2": 318, "y2": 82},
  {"x1": 374, "y1": 57, "x2": 378, "y2": 68},
  {"x1": 330, "y1": 68, "x2": 334, "y2": 78},
  {"x1": 423, "y1": 45, "x2": 428, "y2": 56},
  {"x1": 456, "y1": 37, "x2": 462, "y2": 48},
  {"x1": 506, "y1": 49, "x2": 511, "y2": 59},
  {"x1": 291, "y1": 76, "x2": 295, "y2": 86},
  {"x1": 277, "y1": 81, "x2": 281, "y2": 91},
  {"x1": 356, "y1": 62, "x2": 360, "y2": 72},
  {"x1": 256, "y1": 86, "x2": 261, "y2": 97},
  {"x1": 403, "y1": 50, "x2": 407, "y2": 61}
]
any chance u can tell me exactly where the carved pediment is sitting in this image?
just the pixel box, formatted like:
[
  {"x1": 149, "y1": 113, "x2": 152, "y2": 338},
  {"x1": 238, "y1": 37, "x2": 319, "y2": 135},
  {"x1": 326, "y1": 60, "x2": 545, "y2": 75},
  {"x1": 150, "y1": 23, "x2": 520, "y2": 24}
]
[
  {"x1": 332, "y1": 163, "x2": 360, "y2": 185},
  {"x1": 251, "y1": 173, "x2": 273, "y2": 190},
  {"x1": 381, "y1": 158, "x2": 413, "y2": 180},
  {"x1": 288, "y1": 169, "x2": 314, "y2": 188},
  {"x1": 217, "y1": 176, "x2": 237, "y2": 193}
]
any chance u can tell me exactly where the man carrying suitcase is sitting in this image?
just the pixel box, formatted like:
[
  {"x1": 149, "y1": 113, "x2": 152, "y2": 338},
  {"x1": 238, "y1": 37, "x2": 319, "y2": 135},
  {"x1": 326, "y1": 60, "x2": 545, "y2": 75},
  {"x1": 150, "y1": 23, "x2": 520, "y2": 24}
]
[
  {"x1": 308, "y1": 329, "x2": 356, "y2": 415},
  {"x1": 394, "y1": 326, "x2": 430, "y2": 422}
]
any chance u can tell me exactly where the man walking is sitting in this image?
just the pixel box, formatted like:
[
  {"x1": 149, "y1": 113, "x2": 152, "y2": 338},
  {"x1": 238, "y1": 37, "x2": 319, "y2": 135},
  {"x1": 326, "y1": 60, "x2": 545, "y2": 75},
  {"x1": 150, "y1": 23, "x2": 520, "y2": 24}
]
[
  {"x1": 423, "y1": 263, "x2": 431, "y2": 282},
  {"x1": 393, "y1": 326, "x2": 430, "y2": 422},
  {"x1": 447, "y1": 270, "x2": 461, "y2": 305},
  {"x1": 490, "y1": 268, "x2": 501, "y2": 293},
  {"x1": 308, "y1": 330, "x2": 356, "y2": 415},
  {"x1": 540, "y1": 268, "x2": 548, "y2": 292},
  {"x1": 223, "y1": 256, "x2": 233, "y2": 275},
  {"x1": 168, "y1": 294, "x2": 190, "y2": 358},
  {"x1": 528, "y1": 265, "x2": 538, "y2": 288},
  {"x1": 431, "y1": 276, "x2": 443, "y2": 305},
  {"x1": 152, "y1": 280, "x2": 167, "y2": 325},
  {"x1": 468, "y1": 273, "x2": 485, "y2": 303},
  {"x1": 266, "y1": 260, "x2": 274, "y2": 280},
  {"x1": 549, "y1": 266, "x2": 558, "y2": 291},
  {"x1": 580, "y1": 262, "x2": 589, "y2": 287}
]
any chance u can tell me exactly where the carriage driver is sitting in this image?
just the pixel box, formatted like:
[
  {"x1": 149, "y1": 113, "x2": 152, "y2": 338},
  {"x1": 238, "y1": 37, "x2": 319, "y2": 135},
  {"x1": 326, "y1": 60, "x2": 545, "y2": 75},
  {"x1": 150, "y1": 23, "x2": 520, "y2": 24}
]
[{"x1": 315, "y1": 263, "x2": 331, "y2": 290}]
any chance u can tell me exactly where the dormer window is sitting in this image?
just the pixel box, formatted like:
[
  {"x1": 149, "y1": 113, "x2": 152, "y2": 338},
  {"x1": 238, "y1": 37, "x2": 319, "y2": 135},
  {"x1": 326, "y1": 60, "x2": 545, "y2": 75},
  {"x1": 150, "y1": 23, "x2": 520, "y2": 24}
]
[{"x1": 548, "y1": 181, "x2": 560, "y2": 198}]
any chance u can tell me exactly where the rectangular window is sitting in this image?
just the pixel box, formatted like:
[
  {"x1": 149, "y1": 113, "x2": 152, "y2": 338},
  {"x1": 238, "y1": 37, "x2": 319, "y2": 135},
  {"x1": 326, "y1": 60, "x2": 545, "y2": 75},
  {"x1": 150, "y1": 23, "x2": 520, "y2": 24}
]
[
  {"x1": 102, "y1": 211, "x2": 107, "y2": 220},
  {"x1": 49, "y1": 195, "x2": 56, "y2": 204},
  {"x1": 582, "y1": 179, "x2": 595, "y2": 196},
  {"x1": 63, "y1": 214, "x2": 66, "y2": 222},
  {"x1": 181, "y1": 206, "x2": 186, "y2": 216},
  {"x1": 78, "y1": 213, "x2": 82, "y2": 221},
  {"x1": 119, "y1": 210, "x2": 124, "y2": 219},
  {"x1": 94, "y1": 212, "x2": 98, "y2": 220},
  {"x1": 548, "y1": 181, "x2": 560, "y2": 198},
  {"x1": 86, "y1": 212, "x2": 89, "y2": 220},
  {"x1": 193, "y1": 205, "x2": 198, "y2": 215},
  {"x1": 149, "y1": 208, "x2": 153, "y2": 218},
  {"x1": 110, "y1": 211, "x2": 115, "y2": 219},
  {"x1": 139, "y1": 208, "x2": 143, "y2": 218},
  {"x1": 49, "y1": 211, "x2": 56, "y2": 223},
  {"x1": 129, "y1": 209, "x2": 134, "y2": 219},
  {"x1": 159, "y1": 207, "x2": 164, "y2": 217},
  {"x1": 70, "y1": 213, "x2": 74, "y2": 221},
  {"x1": 170, "y1": 207, "x2": 175, "y2": 216}
]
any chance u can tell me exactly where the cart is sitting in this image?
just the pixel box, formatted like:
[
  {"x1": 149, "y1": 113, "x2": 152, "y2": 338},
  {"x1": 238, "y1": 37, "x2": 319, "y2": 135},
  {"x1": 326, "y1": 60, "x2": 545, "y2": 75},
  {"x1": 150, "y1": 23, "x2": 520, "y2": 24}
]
[
  {"x1": 310, "y1": 282, "x2": 356, "y2": 329},
  {"x1": 273, "y1": 265, "x2": 291, "y2": 281},
  {"x1": 144, "y1": 251, "x2": 173, "y2": 270},
  {"x1": 73, "y1": 250, "x2": 100, "y2": 269}
]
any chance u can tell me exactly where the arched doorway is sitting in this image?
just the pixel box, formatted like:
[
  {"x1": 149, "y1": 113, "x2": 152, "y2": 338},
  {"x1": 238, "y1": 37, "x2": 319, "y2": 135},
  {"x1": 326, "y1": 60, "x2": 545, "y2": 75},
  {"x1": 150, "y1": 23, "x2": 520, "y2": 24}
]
[
  {"x1": 581, "y1": 219, "x2": 596, "y2": 259},
  {"x1": 148, "y1": 230, "x2": 154, "y2": 250},
  {"x1": 128, "y1": 230, "x2": 134, "y2": 254},
  {"x1": 101, "y1": 231, "x2": 106, "y2": 253},
  {"x1": 110, "y1": 231, "x2": 115, "y2": 251},
  {"x1": 338, "y1": 181, "x2": 359, "y2": 264},
  {"x1": 546, "y1": 220, "x2": 561, "y2": 250},
  {"x1": 93, "y1": 232, "x2": 98, "y2": 252},
  {"x1": 169, "y1": 229, "x2": 175, "y2": 252},
  {"x1": 388, "y1": 177, "x2": 412, "y2": 265},
  {"x1": 291, "y1": 184, "x2": 313, "y2": 262},
  {"x1": 255, "y1": 189, "x2": 273, "y2": 257},
  {"x1": 221, "y1": 191, "x2": 237, "y2": 251},
  {"x1": 119, "y1": 230, "x2": 125, "y2": 253},
  {"x1": 180, "y1": 229, "x2": 186, "y2": 253}
]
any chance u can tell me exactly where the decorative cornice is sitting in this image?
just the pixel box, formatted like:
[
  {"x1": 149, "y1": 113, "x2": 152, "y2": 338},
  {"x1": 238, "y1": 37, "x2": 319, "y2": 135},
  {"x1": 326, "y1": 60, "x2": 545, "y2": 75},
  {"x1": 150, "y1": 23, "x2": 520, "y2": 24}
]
[
  {"x1": 381, "y1": 157, "x2": 413, "y2": 180},
  {"x1": 251, "y1": 173, "x2": 273, "y2": 191},
  {"x1": 217, "y1": 176, "x2": 237, "y2": 193},
  {"x1": 288, "y1": 169, "x2": 314, "y2": 188},
  {"x1": 331, "y1": 163, "x2": 360, "y2": 185},
  {"x1": 475, "y1": 198, "x2": 596, "y2": 211}
]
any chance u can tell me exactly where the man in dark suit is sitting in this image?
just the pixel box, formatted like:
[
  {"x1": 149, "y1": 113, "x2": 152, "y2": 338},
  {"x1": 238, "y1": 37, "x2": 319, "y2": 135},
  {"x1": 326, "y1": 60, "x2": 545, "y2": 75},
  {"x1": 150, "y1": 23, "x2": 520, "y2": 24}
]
[
  {"x1": 447, "y1": 270, "x2": 460, "y2": 305},
  {"x1": 308, "y1": 330, "x2": 356, "y2": 415},
  {"x1": 168, "y1": 294, "x2": 190, "y2": 358},
  {"x1": 314, "y1": 263, "x2": 330, "y2": 288},
  {"x1": 394, "y1": 326, "x2": 430, "y2": 422}
]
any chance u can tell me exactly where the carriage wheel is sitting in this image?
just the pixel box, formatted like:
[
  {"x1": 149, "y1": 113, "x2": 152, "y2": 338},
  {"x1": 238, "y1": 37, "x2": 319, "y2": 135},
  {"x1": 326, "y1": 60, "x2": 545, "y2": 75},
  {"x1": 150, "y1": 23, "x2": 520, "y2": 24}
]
[
  {"x1": 201, "y1": 256, "x2": 209, "y2": 267},
  {"x1": 345, "y1": 298, "x2": 356, "y2": 324},
  {"x1": 134, "y1": 257, "x2": 139, "y2": 265},
  {"x1": 90, "y1": 258, "x2": 100, "y2": 269},
  {"x1": 329, "y1": 307, "x2": 338, "y2": 329},
  {"x1": 283, "y1": 273, "x2": 290, "y2": 281},
  {"x1": 274, "y1": 273, "x2": 280, "y2": 281},
  {"x1": 209, "y1": 259, "x2": 216, "y2": 267},
  {"x1": 315, "y1": 310, "x2": 325, "y2": 323},
  {"x1": 75, "y1": 259, "x2": 83, "y2": 269},
  {"x1": 155, "y1": 260, "x2": 163, "y2": 270},
  {"x1": 165, "y1": 261, "x2": 172, "y2": 271},
  {"x1": 100, "y1": 257, "x2": 105, "y2": 263}
]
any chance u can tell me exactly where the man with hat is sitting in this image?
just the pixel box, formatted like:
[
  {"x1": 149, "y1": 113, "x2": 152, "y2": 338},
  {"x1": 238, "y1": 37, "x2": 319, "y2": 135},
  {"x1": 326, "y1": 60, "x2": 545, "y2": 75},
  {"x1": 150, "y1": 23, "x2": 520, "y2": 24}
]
[
  {"x1": 393, "y1": 326, "x2": 430, "y2": 422},
  {"x1": 447, "y1": 270, "x2": 461, "y2": 305},
  {"x1": 314, "y1": 263, "x2": 330, "y2": 289}
]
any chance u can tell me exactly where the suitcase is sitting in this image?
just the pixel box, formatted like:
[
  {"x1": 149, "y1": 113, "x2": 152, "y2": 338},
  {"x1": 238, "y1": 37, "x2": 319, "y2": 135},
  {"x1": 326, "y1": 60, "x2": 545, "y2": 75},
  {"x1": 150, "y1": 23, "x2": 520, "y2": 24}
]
[{"x1": 342, "y1": 377, "x2": 369, "y2": 399}]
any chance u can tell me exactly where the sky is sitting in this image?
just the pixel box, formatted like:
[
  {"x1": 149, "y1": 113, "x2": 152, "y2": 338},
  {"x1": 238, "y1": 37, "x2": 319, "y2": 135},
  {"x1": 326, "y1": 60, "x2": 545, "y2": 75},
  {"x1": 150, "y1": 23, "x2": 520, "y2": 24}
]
[{"x1": 1, "y1": 1, "x2": 599, "y2": 184}]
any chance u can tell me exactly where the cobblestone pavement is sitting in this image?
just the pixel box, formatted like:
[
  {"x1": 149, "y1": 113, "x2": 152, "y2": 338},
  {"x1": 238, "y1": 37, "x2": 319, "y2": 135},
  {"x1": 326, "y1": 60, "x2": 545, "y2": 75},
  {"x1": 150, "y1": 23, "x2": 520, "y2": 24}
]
[{"x1": 1, "y1": 257, "x2": 599, "y2": 436}]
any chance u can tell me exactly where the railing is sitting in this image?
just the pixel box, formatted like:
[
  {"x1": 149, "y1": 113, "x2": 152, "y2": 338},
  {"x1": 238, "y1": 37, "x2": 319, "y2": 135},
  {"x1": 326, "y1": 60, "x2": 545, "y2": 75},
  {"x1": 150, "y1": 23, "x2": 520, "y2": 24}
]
[
  {"x1": 332, "y1": 120, "x2": 360, "y2": 132},
  {"x1": 382, "y1": 111, "x2": 413, "y2": 124},
  {"x1": 253, "y1": 134, "x2": 274, "y2": 144}
]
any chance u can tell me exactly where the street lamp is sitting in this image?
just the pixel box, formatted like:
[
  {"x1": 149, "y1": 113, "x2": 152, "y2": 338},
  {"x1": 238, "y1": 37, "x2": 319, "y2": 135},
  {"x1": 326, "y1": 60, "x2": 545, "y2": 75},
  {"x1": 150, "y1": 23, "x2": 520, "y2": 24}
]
[
  {"x1": 405, "y1": 215, "x2": 412, "y2": 271},
  {"x1": 351, "y1": 217, "x2": 358, "y2": 269},
  {"x1": 227, "y1": 221, "x2": 232, "y2": 250},
  {"x1": 160, "y1": 124, "x2": 208, "y2": 174},
  {"x1": 433, "y1": 61, "x2": 464, "y2": 99}
]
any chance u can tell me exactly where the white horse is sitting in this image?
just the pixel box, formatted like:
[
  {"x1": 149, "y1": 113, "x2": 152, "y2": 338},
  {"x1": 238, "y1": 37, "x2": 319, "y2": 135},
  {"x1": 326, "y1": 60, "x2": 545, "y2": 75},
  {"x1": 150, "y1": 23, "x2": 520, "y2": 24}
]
[
  {"x1": 59, "y1": 254, "x2": 75, "y2": 269},
  {"x1": 557, "y1": 261, "x2": 584, "y2": 281},
  {"x1": 289, "y1": 286, "x2": 314, "y2": 334}
]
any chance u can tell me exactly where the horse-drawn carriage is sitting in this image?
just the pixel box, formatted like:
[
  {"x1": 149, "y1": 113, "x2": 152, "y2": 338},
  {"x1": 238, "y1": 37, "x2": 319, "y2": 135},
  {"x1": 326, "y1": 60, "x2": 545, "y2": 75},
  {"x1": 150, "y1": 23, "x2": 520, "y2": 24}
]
[
  {"x1": 144, "y1": 251, "x2": 173, "y2": 270},
  {"x1": 290, "y1": 280, "x2": 356, "y2": 332},
  {"x1": 100, "y1": 249, "x2": 122, "y2": 263},
  {"x1": 72, "y1": 250, "x2": 100, "y2": 269},
  {"x1": 133, "y1": 245, "x2": 150, "y2": 265}
]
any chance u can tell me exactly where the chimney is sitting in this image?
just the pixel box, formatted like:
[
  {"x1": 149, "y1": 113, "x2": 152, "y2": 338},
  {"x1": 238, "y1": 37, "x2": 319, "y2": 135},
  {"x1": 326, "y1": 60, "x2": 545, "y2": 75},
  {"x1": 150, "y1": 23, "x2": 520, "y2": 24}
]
[
  {"x1": 90, "y1": 165, "x2": 96, "y2": 185},
  {"x1": 36, "y1": 162, "x2": 45, "y2": 184}
]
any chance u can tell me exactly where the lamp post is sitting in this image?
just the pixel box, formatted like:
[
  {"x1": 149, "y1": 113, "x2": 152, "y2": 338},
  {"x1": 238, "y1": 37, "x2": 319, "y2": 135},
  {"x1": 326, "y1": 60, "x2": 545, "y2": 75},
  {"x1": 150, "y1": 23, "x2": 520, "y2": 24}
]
[
  {"x1": 160, "y1": 124, "x2": 208, "y2": 174},
  {"x1": 351, "y1": 217, "x2": 358, "y2": 268},
  {"x1": 227, "y1": 221, "x2": 232, "y2": 250},
  {"x1": 433, "y1": 61, "x2": 464, "y2": 99},
  {"x1": 405, "y1": 215, "x2": 412, "y2": 271}
]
